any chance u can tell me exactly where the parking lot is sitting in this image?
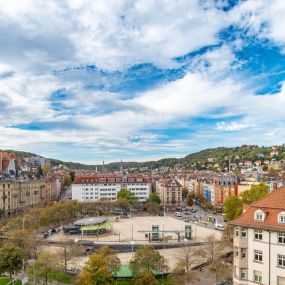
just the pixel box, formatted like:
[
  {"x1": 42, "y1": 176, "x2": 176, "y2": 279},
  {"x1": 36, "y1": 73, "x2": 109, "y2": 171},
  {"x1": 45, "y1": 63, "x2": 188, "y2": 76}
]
[{"x1": 46, "y1": 215, "x2": 222, "y2": 244}]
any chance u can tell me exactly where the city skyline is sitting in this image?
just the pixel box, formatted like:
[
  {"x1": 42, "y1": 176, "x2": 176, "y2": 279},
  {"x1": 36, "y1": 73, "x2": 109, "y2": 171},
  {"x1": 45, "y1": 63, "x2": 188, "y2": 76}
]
[{"x1": 1, "y1": 0, "x2": 285, "y2": 163}]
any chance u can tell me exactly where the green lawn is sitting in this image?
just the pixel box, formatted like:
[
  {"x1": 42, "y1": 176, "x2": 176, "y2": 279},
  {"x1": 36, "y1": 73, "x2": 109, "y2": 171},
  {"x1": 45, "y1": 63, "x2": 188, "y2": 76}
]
[
  {"x1": 0, "y1": 277, "x2": 21, "y2": 285},
  {"x1": 115, "y1": 265, "x2": 162, "y2": 278},
  {"x1": 116, "y1": 278, "x2": 172, "y2": 285}
]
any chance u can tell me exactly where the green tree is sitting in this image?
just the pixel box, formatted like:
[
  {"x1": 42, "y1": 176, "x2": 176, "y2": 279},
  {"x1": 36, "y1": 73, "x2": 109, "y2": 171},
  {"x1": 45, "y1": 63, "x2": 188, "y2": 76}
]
[
  {"x1": 240, "y1": 183, "x2": 269, "y2": 205},
  {"x1": 147, "y1": 193, "x2": 161, "y2": 204},
  {"x1": 0, "y1": 208, "x2": 4, "y2": 219},
  {"x1": 117, "y1": 189, "x2": 138, "y2": 203},
  {"x1": 0, "y1": 243, "x2": 24, "y2": 278},
  {"x1": 64, "y1": 173, "x2": 72, "y2": 187},
  {"x1": 42, "y1": 164, "x2": 51, "y2": 175},
  {"x1": 130, "y1": 245, "x2": 168, "y2": 276},
  {"x1": 224, "y1": 196, "x2": 243, "y2": 221},
  {"x1": 146, "y1": 193, "x2": 161, "y2": 214},
  {"x1": 133, "y1": 269, "x2": 159, "y2": 285}
]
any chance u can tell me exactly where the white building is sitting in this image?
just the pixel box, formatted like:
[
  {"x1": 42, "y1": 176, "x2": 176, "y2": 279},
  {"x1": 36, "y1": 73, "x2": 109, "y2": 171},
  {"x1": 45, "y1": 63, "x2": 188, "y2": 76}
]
[
  {"x1": 231, "y1": 186, "x2": 285, "y2": 285},
  {"x1": 72, "y1": 174, "x2": 151, "y2": 202}
]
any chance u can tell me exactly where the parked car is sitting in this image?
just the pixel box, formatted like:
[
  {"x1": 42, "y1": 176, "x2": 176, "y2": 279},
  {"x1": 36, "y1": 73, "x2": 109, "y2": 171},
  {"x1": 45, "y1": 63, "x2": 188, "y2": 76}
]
[
  {"x1": 215, "y1": 223, "x2": 226, "y2": 231},
  {"x1": 158, "y1": 211, "x2": 166, "y2": 216},
  {"x1": 184, "y1": 211, "x2": 191, "y2": 215},
  {"x1": 175, "y1": 212, "x2": 182, "y2": 217}
]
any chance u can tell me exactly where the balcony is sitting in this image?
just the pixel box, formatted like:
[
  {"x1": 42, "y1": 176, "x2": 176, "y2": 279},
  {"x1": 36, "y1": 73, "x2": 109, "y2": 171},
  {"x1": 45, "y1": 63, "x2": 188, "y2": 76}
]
[
  {"x1": 233, "y1": 236, "x2": 248, "y2": 248},
  {"x1": 34, "y1": 190, "x2": 39, "y2": 195},
  {"x1": 26, "y1": 191, "x2": 30, "y2": 196},
  {"x1": 233, "y1": 255, "x2": 248, "y2": 268},
  {"x1": 12, "y1": 191, "x2": 18, "y2": 197}
]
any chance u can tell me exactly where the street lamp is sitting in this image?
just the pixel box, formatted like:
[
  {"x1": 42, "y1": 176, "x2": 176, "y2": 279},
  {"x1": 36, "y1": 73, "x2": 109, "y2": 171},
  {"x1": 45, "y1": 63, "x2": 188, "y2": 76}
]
[{"x1": 130, "y1": 240, "x2": 135, "y2": 258}]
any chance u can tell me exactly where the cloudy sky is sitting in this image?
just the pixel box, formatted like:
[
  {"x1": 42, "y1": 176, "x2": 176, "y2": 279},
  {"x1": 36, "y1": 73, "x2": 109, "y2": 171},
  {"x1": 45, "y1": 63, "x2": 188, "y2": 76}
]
[{"x1": 1, "y1": 0, "x2": 285, "y2": 163}]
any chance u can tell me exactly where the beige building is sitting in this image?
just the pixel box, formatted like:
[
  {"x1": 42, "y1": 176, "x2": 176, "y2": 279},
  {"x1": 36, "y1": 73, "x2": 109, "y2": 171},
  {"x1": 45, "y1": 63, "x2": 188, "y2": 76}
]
[
  {"x1": 156, "y1": 178, "x2": 182, "y2": 211},
  {"x1": 231, "y1": 186, "x2": 285, "y2": 285},
  {"x1": 0, "y1": 179, "x2": 46, "y2": 216}
]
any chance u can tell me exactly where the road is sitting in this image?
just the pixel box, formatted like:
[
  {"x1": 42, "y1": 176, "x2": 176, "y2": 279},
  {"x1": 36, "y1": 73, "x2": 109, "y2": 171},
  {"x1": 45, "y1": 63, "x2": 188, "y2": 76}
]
[{"x1": 167, "y1": 205, "x2": 226, "y2": 229}]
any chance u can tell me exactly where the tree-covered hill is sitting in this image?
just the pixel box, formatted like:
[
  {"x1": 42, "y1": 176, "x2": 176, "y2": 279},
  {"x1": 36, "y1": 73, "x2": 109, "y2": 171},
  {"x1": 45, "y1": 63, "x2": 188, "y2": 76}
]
[{"x1": 2, "y1": 144, "x2": 285, "y2": 171}]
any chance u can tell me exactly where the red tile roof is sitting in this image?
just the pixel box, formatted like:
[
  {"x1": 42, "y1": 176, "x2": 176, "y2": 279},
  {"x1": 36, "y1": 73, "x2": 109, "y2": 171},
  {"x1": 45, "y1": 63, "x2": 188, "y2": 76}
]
[{"x1": 230, "y1": 186, "x2": 285, "y2": 232}]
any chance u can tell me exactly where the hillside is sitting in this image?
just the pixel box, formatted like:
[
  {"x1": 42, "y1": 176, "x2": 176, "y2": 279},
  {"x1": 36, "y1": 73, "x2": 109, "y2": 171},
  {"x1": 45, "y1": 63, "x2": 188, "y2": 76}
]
[{"x1": 2, "y1": 144, "x2": 285, "y2": 171}]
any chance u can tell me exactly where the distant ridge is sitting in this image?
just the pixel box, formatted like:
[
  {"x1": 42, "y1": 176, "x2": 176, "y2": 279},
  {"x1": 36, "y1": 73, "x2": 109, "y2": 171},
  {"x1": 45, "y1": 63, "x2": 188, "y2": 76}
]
[{"x1": 1, "y1": 144, "x2": 285, "y2": 171}]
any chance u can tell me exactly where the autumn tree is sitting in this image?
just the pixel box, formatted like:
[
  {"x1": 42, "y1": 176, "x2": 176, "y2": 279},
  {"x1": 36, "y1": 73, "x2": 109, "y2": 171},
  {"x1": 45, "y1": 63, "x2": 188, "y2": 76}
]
[
  {"x1": 28, "y1": 251, "x2": 61, "y2": 285},
  {"x1": 133, "y1": 269, "x2": 159, "y2": 285},
  {"x1": 130, "y1": 245, "x2": 168, "y2": 278},
  {"x1": 96, "y1": 246, "x2": 121, "y2": 277},
  {"x1": 0, "y1": 243, "x2": 24, "y2": 278},
  {"x1": 76, "y1": 251, "x2": 116, "y2": 285}
]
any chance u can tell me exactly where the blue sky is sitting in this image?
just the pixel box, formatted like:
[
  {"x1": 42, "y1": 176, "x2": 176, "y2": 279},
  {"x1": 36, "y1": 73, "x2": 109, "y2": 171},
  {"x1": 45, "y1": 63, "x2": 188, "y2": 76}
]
[{"x1": 1, "y1": 0, "x2": 285, "y2": 163}]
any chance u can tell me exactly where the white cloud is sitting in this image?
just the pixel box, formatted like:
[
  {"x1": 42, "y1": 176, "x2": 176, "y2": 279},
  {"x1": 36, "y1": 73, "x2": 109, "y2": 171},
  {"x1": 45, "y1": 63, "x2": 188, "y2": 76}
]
[{"x1": 216, "y1": 121, "x2": 254, "y2": 131}]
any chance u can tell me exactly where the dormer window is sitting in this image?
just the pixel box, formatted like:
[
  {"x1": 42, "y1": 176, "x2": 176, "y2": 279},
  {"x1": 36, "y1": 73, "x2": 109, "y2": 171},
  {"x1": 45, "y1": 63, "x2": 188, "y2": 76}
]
[
  {"x1": 255, "y1": 210, "x2": 265, "y2": 222},
  {"x1": 278, "y1": 212, "x2": 285, "y2": 224}
]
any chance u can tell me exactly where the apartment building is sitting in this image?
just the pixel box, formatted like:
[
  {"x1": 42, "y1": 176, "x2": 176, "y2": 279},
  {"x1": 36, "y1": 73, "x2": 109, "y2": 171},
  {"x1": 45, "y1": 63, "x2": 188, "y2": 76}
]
[
  {"x1": 230, "y1": 186, "x2": 285, "y2": 285},
  {"x1": 156, "y1": 178, "x2": 182, "y2": 211},
  {"x1": 0, "y1": 179, "x2": 46, "y2": 216},
  {"x1": 72, "y1": 174, "x2": 151, "y2": 202}
]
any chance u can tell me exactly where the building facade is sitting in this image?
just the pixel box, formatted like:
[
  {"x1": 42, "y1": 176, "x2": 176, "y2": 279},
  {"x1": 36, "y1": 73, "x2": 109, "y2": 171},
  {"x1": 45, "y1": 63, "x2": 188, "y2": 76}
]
[
  {"x1": 231, "y1": 186, "x2": 285, "y2": 285},
  {"x1": 156, "y1": 178, "x2": 182, "y2": 211},
  {"x1": 0, "y1": 179, "x2": 46, "y2": 216},
  {"x1": 72, "y1": 174, "x2": 151, "y2": 202}
]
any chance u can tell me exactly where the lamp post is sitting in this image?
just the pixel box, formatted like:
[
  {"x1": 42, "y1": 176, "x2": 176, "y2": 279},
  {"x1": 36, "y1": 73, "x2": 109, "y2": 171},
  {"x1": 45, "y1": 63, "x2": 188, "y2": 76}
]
[{"x1": 130, "y1": 240, "x2": 135, "y2": 258}]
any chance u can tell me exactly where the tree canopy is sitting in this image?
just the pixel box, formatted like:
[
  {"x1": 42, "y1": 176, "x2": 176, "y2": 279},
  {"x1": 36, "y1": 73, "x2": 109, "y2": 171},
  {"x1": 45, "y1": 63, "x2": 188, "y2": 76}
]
[
  {"x1": 130, "y1": 245, "x2": 168, "y2": 276},
  {"x1": 224, "y1": 196, "x2": 243, "y2": 221},
  {"x1": 240, "y1": 183, "x2": 269, "y2": 205},
  {"x1": 224, "y1": 183, "x2": 270, "y2": 221},
  {"x1": 0, "y1": 243, "x2": 24, "y2": 277},
  {"x1": 76, "y1": 246, "x2": 120, "y2": 285}
]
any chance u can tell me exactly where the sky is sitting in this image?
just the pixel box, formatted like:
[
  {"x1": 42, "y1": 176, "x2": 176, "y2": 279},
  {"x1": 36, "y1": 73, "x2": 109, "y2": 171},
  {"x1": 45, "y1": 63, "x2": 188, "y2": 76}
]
[{"x1": 1, "y1": 0, "x2": 285, "y2": 163}]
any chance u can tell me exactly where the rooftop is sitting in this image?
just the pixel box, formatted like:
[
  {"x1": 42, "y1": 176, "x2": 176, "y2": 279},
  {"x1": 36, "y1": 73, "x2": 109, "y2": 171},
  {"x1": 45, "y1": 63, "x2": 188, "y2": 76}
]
[{"x1": 230, "y1": 186, "x2": 285, "y2": 232}]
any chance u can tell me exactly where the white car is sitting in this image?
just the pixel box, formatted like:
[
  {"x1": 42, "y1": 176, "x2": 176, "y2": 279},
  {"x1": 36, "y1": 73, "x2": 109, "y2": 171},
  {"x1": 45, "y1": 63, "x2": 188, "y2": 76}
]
[
  {"x1": 215, "y1": 223, "x2": 225, "y2": 231},
  {"x1": 175, "y1": 212, "x2": 182, "y2": 217}
]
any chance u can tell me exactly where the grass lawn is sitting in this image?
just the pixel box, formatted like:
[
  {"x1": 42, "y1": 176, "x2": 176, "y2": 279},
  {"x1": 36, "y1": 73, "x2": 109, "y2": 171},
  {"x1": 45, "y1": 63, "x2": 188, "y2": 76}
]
[
  {"x1": 0, "y1": 277, "x2": 21, "y2": 285},
  {"x1": 49, "y1": 270, "x2": 74, "y2": 284},
  {"x1": 116, "y1": 278, "x2": 172, "y2": 285}
]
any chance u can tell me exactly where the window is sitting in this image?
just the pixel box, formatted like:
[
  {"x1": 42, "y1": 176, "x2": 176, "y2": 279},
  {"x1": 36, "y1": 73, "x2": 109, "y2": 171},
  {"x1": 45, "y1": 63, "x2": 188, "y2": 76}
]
[
  {"x1": 241, "y1": 248, "x2": 247, "y2": 259},
  {"x1": 256, "y1": 213, "x2": 263, "y2": 221},
  {"x1": 278, "y1": 255, "x2": 285, "y2": 267},
  {"x1": 254, "y1": 230, "x2": 263, "y2": 240},
  {"x1": 235, "y1": 228, "x2": 239, "y2": 237},
  {"x1": 254, "y1": 271, "x2": 262, "y2": 283},
  {"x1": 241, "y1": 228, "x2": 247, "y2": 238},
  {"x1": 279, "y1": 214, "x2": 285, "y2": 224},
  {"x1": 254, "y1": 250, "x2": 263, "y2": 262},
  {"x1": 240, "y1": 268, "x2": 247, "y2": 280},
  {"x1": 255, "y1": 210, "x2": 265, "y2": 221},
  {"x1": 278, "y1": 233, "x2": 285, "y2": 244}
]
